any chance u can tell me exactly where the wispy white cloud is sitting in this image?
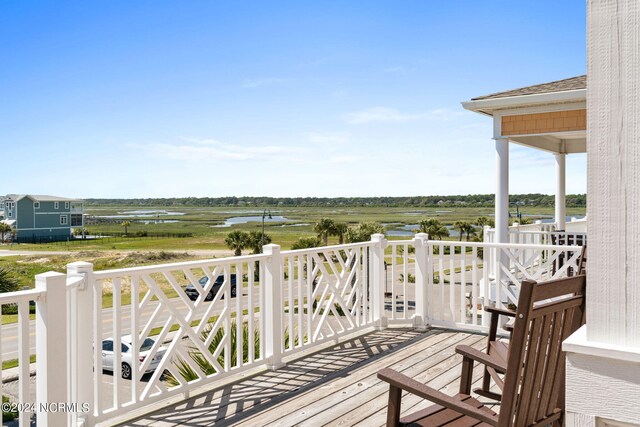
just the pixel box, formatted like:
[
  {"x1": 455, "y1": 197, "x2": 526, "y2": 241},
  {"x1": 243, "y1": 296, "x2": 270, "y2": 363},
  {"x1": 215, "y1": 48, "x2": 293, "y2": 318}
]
[
  {"x1": 343, "y1": 107, "x2": 462, "y2": 124},
  {"x1": 241, "y1": 77, "x2": 287, "y2": 89},
  {"x1": 129, "y1": 137, "x2": 301, "y2": 162},
  {"x1": 307, "y1": 132, "x2": 350, "y2": 144}
]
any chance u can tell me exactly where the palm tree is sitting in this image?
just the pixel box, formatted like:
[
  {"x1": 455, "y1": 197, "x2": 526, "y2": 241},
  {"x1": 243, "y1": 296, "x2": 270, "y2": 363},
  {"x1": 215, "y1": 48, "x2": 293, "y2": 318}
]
[
  {"x1": 418, "y1": 218, "x2": 449, "y2": 240},
  {"x1": 454, "y1": 221, "x2": 470, "y2": 241},
  {"x1": 164, "y1": 322, "x2": 261, "y2": 387},
  {"x1": 431, "y1": 224, "x2": 450, "y2": 240},
  {"x1": 121, "y1": 220, "x2": 131, "y2": 235},
  {"x1": 418, "y1": 218, "x2": 440, "y2": 234},
  {"x1": 475, "y1": 216, "x2": 494, "y2": 228},
  {"x1": 462, "y1": 223, "x2": 477, "y2": 241},
  {"x1": 333, "y1": 223, "x2": 348, "y2": 244},
  {"x1": 313, "y1": 218, "x2": 336, "y2": 246},
  {"x1": 0, "y1": 267, "x2": 20, "y2": 293},
  {"x1": 344, "y1": 222, "x2": 385, "y2": 243},
  {"x1": 164, "y1": 322, "x2": 298, "y2": 387},
  {"x1": 246, "y1": 231, "x2": 271, "y2": 254},
  {"x1": 225, "y1": 230, "x2": 249, "y2": 256},
  {"x1": 0, "y1": 223, "x2": 12, "y2": 243}
]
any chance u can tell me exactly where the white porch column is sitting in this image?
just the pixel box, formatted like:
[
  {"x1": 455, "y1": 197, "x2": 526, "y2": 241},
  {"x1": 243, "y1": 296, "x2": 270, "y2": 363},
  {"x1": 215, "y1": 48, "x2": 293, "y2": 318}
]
[
  {"x1": 554, "y1": 153, "x2": 566, "y2": 230},
  {"x1": 494, "y1": 138, "x2": 509, "y2": 244},
  {"x1": 564, "y1": 1, "x2": 640, "y2": 426}
]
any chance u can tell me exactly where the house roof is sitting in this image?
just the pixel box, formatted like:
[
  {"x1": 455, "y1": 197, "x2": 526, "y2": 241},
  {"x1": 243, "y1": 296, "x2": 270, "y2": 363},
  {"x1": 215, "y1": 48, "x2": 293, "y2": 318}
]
[
  {"x1": 471, "y1": 75, "x2": 586, "y2": 101},
  {"x1": 6, "y1": 194, "x2": 83, "y2": 202}
]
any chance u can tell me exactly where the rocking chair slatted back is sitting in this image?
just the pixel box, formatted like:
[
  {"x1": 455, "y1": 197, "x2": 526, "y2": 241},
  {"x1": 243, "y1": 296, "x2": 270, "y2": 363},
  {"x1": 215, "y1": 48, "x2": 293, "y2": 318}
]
[{"x1": 499, "y1": 275, "x2": 586, "y2": 427}]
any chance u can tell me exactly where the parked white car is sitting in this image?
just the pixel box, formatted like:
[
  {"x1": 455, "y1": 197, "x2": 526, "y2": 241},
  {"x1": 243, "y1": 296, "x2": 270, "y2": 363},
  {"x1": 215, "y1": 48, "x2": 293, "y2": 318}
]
[{"x1": 101, "y1": 335, "x2": 166, "y2": 379}]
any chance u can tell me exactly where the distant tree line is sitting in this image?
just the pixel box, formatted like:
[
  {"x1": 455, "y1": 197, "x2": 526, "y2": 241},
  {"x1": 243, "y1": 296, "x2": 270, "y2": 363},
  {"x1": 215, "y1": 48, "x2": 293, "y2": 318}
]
[{"x1": 84, "y1": 193, "x2": 586, "y2": 208}]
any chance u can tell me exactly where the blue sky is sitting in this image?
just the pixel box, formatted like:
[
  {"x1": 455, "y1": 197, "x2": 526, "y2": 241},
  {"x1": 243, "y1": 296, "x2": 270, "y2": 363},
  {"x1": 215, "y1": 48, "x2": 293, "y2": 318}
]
[{"x1": 0, "y1": 1, "x2": 587, "y2": 198}]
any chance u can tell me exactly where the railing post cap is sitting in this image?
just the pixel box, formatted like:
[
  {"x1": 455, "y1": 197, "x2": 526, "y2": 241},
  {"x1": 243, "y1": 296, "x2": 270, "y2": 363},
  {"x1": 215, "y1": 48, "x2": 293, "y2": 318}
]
[
  {"x1": 67, "y1": 261, "x2": 93, "y2": 267},
  {"x1": 263, "y1": 243, "x2": 281, "y2": 255},
  {"x1": 35, "y1": 271, "x2": 66, "y2": 279},
  {"x1": 35, "y1": 271, "x2": 66, "y2": 290},
  {"x1": 67, "y1": 261, "x2": 94, "y2": 271},
  {"x1": 370, "y1": 233, "x2": 385, "y2": 242}
]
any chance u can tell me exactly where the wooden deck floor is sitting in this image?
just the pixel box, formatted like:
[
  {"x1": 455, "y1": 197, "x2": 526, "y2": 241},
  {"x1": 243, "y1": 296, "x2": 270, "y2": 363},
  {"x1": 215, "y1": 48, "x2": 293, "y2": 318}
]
[{"x1": 122, "y1": 328, "x2": 498, "y2": 427}]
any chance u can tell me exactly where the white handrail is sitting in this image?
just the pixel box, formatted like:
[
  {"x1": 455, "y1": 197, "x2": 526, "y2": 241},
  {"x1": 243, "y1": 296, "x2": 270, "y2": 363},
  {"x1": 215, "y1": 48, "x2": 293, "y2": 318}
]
[{"x1": 0, "y1": 288, "x2": 45, "y2": 304}]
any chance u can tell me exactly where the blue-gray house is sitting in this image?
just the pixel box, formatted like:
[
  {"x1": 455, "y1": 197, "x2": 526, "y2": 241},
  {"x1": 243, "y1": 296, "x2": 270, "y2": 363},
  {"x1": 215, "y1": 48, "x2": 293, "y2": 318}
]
[{"x1": 0, "y1": 194, "x2": 84, "y2": 243}]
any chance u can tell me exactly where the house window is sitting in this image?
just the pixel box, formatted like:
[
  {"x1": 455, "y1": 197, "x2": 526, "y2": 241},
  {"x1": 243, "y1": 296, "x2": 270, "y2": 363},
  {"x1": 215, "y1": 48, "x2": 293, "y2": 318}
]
[
  {"x1": 65, "y1": 202, "x2": 69, "y2": 209},
  {"x1": 60, "y1": 215, "x2": 68, "y2": 225},
  {"x1": 34, "y1": 202, "x2": 40, "y2": 209},
  {"x1": 54, "y1": 202, "x2": 59, "y2": 209},
  {"x1": 71, "y1": 214, "x2": 83, "y2": 226}
]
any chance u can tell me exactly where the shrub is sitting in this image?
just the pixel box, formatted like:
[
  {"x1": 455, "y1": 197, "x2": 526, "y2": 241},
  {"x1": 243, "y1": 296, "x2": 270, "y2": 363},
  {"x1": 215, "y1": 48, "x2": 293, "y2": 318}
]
[
  {"x1": 291, "y1": 237, "x2": 320, "y2": 250},
  {"x1": 0, "y1": 268, "x2": 20, "y2": 294}
]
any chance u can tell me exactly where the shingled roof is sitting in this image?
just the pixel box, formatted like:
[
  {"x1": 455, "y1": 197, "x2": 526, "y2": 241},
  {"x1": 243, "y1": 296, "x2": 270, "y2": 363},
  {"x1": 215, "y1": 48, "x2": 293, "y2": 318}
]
[{"x1": 471, "y1": 75, "x2": 586, "y2": 101}]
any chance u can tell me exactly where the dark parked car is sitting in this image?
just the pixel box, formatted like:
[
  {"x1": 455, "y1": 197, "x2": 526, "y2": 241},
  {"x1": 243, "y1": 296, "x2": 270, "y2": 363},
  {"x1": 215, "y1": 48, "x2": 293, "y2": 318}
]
[{"x1": 185, "y1": 274, "x2": 237, "y2": 301}]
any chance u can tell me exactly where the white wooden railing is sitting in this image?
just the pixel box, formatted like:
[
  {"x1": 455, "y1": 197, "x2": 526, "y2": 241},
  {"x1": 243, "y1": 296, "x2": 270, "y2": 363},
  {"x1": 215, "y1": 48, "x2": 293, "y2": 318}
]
[
  {"x1": 0, "y1": 288, "x2": 44, "y2": 426},
  {"x1": 0, "y1": 234, "x2": 585, "y2": 426}
]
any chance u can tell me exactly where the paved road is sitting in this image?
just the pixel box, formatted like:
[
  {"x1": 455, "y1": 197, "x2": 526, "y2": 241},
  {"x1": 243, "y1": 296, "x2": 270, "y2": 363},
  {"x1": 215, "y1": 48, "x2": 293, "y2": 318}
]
[
  {"x1": 0, "y1": 249, "x2": 71, "y2": 257},
  {"x1": 0, "y1": 248, "x2": 235, "y2": 257}
]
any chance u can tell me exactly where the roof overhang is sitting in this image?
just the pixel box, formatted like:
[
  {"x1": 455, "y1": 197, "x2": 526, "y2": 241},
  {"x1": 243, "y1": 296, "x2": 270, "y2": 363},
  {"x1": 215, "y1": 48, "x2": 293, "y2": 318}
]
[
  {"x1": 461, "y1": 89, "x2": 586, "y2": 117},
  {"x1": 462, "y1": 88, "x2": 586, "y2": 154}
]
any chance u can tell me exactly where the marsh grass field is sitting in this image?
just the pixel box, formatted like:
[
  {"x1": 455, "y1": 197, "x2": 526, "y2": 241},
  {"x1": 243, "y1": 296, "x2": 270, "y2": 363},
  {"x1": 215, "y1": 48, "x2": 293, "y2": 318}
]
[
  {"x1": 0, "y1": 204, "x2": 585, "y2": 295},
  {"x1": 8, "y1": 205, "x2": 586, "y2": 253}
]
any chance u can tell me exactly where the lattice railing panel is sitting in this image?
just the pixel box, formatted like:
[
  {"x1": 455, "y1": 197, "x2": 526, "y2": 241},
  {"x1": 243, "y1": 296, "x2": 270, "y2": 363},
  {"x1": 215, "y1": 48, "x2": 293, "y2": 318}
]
[{"x1": 281, "y1": 242, "x2": 374, "y2": 354}]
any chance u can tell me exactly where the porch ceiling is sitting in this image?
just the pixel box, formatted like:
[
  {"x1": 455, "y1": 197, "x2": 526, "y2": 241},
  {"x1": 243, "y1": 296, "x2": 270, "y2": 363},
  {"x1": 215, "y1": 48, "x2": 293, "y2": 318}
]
[{"x1": 508, "y1": 131, "x2": 586, "y2": 154}]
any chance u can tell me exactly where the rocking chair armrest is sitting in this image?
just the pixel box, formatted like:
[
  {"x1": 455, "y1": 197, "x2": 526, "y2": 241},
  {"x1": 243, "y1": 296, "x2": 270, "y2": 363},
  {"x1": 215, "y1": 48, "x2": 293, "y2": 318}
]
[
  {"x1": 483, "y1": 305, "x2": 516, "y2": 318},
  {"x1": 377, "y1": 368, "x2": 499, "y2": 426},
  {"x1": 455, "y1": 345, "x2": 507, "y2": 372}
]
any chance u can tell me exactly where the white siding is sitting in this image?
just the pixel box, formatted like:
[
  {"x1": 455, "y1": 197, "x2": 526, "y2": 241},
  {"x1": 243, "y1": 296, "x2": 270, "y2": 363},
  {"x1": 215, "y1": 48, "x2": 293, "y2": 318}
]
[{"x1": 586, "y1": 0, "x2": 640, "y2": 346}]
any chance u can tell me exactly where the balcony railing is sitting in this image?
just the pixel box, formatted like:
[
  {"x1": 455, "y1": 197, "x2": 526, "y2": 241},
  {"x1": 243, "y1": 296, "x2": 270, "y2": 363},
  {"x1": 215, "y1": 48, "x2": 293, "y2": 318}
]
[{"x1": 1, "y1": 235, "x2": 584, "y2": 426}]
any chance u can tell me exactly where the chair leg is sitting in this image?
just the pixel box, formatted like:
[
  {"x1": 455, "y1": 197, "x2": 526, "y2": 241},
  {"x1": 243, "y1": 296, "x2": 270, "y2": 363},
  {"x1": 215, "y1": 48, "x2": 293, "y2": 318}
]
[
  {"x1": 386, "y1": 385, "x2": 402, "y2": 427},
  {"x1": 459, "y1": 356, "x2": 473, "y2": 394},
  {"x1": 481, "y1": 366, "x2": 491, "y2": 393}
]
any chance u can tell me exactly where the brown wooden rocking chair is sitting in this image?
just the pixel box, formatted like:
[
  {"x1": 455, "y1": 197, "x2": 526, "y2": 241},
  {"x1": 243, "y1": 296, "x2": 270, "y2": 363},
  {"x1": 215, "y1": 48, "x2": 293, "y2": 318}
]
[
  {"x1": 462, "y1": 244, "x2": 588, "y2": 402},
  {"x1": 378, "y1": 274, "x2": 586, "y2": 426}
]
